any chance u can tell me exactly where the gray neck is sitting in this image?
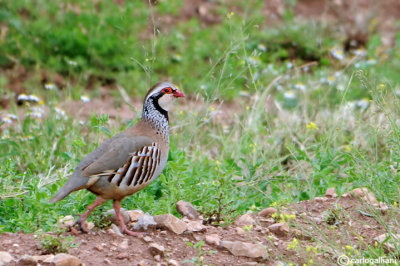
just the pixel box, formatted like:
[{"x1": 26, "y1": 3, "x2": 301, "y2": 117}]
[{"x1": 142, "y1": 98, "x2": 170, "y2": 141}]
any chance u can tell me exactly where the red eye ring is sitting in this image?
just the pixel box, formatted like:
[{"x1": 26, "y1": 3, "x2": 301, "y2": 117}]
[{"x1": 163, "y1": 87, "x2": 173, "y2": 94}]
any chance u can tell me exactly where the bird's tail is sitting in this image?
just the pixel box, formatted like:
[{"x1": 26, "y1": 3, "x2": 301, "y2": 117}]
[
  {"x1": 49, "y1": 174, "x2": 88, "y2": 203},
  {"x1": 49, "y1": 188, "x2": 71, "y2": 203}
]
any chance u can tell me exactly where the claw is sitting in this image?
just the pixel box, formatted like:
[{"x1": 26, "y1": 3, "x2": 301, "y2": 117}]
[
  {"x1": 122, "y1": 229, "x2": 145, "y2": 238},
  {"x1": 73, "y1": 218, "x2": 90, "y2": 234},
  {"x1": 113, "y1": 200, "x2": 145, "y2": 238}
]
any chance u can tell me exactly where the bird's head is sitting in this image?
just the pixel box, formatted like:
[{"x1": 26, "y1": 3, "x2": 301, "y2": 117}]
[{"x1": 144, "y1": 81, "x2": 185, "y2": 112}]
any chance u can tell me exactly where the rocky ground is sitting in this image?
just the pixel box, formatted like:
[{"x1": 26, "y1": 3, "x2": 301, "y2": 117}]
[{"x1": 0, "y1": 188, "x2": 398, "y2": 266}]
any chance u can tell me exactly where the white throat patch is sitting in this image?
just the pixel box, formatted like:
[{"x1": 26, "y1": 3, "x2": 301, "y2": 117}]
[{"x1": 158, "y1": 94, "x2": 175, "y2": 111}]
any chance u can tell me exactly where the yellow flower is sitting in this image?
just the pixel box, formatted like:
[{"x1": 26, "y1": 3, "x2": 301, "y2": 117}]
[
  {"x1": 345, "y1": 245, "x2": 353, "y2": 251},
  {"x1": 226, "y1": 11, "x2": 235, "y2": 19},
  {"x1": 243, "y1": 224, "x2": 253, "y2": 232},
  {"x1": 209, "y1": 106, "x2": 215, "y2": 112},
  {"x1": 306, "y1": 122, "x2": 318, "y2": 130},
  {"x1": 394, "y1": 201, "x2": 398, "y2": 207},
  {"x1": 246, "y1": 106, "x2": 250, "y2": 110},
  {"x1": 287, "y1": 238, "x2": 298, "y2": 250},
  {"x1": 345, "y1": 145, "x2": 351, "y2": 152}
]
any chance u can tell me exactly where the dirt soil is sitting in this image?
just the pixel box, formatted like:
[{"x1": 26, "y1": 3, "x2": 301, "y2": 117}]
[{"x1": 1, "y1": 191, "x2": 398, "y2": 265}]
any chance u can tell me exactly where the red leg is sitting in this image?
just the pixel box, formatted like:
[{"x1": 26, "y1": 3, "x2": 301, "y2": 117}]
[
  {"x1": 113, "y1": 200, "x2": 143, "y2": 237},
  {"x1": 75, "y1": 197, "x2": 106, "y2": 233}
]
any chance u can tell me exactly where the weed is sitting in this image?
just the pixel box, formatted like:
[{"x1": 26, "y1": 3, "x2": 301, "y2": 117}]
[
  {"x1": 38, "y1": 230, "x2": 76, "y2": 254},
  {"x1": 183, "y1": 240, "x2": 205, "y2": 266}
]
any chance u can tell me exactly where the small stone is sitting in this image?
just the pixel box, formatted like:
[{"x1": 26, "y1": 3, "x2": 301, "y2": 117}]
[
  {"x1": 310, "y1": 217, "x2": 323, "y2": 225},
  {"x1": 186, "y1": 220, "x2": 206, "y2": 232},
  {"x1": 57, "y1": 215, "x2": 75, "y2": 229},
  {"x1": 104, "y1": 258, "x2": 112, "y2": 265},
  {"x1": 149, "y1": 243, "x2": 165, "y2": 257},
  {"x1": 176, "y1": 200, "x2": 200, "y2": 220},
  {"x1": 17, "y1": 255, "x2": 38, "y2": 266},
  {"x1": 70, "y1": 227, "x2": 79, "y2": 236},
  {"x1": 154, "y1": 255, "x2": 161, "y2": 261},
  {"x1": 143, "y1": 236, "x2": 153, "y2": 242},
  {"x1": 264, "y1": 218, "x2": 275, "y2": 223},
  {"x1": 134, "y1": 213, "x2": 157, "y2": 231},
  {"x1": 325, "y1": 187, "x2": 337, "y2": 198},
  {"x1": 352, "y1": 188, "x2": 378, "y2": 205},
  {"x1": 160, "y1": 230, "x2": 167, "y2": 235},
  {"x1": 268, "y1": 223, "x2": 290, "y2": 237},
  {"x1": 109, "y1": 224, "x2": 124, "y2": 237},
  {"x1": 205, "y1": 234, "x2": 220, "y2": 246},
  {"x1": 378, "y1": 202, "x2": 389, "y2": 213},
  {"x1": 105, "y1": 208, "x2": 130, "y2": 225},
  {"x1": 259, "y1": 207, "x2": 277, "y2": 217},
  {"x1": 126, "y1": 210, "x2": 144, "y2": 222},
  {"x1": 293, "y1": 229, "x2": 302, "y2": 238},
  {"x1": 235, "y1": 227, "x2": 245, "y2": 235},
  {"x1": 94, "y1": 244, "x2": 103, "y2": 251},
  {"x1": 271, "y1": 262, "x2": 285, "y2": 266},
  {"x1": 168, "y1": 259, "x2": 179, "y2": 266},
  {"x1": 314, "y1": 197, "x2": 327, "y2": 203},
  {"x1": 220, "y1": 241, "x2": 267, "y2": 258},
  {"x1": 0, "y1": 251, "x2": 13, "y2": 265},
  {"x1": 17, "y1": 256, "x2": 36, "y2": 265},
  {"x1": 52, "y1": 253, "x2": 83, "y2": 266},
  {"x1": 116, "y1": 252, "x2": 129, "y2": 260},
  {"x1": 193, "y1": 234, "x2": 202, "y2": 241},
  {"x1": 119, "y1": 239, "x2": 129, "y2": 249},
  {"x1": 154, "y1": 214, "x2": 187, "y2": 234},
  {"x1": 87, "y1": 221, "x2": 95, "y2": 230},
  {"x1": 352, "y1": 187, "x2": 368, "y2": 197},
  {"x1": 37, "y1": 255, "x2": 55, "y2": 263},
  {"x1": 138, "y1": 260, "x2": 151, "y2": 266},
  {"x1": 234, "y1": 214, "x2": 256, "y2": 227}
]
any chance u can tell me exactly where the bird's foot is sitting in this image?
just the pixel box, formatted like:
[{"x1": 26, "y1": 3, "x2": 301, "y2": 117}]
[
  {"x1": 121, "y1": 227, "x2": 145, "y2": 237},
  {"x1": 72, "y1": 218, "x2": 91, "y2": 234}
]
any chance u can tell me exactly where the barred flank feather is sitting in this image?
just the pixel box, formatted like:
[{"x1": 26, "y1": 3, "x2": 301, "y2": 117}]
[{"x1": 108, "y1": 143, "x2": 161, "y2": 189}]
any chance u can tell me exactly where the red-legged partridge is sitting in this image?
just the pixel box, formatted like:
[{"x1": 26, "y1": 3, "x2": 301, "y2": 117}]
[{"x1": 50, "y1": 82, "x2": 185, "y2": 237}]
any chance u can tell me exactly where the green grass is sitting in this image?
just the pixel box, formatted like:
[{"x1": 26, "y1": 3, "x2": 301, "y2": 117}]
[{"x1": 1, "y1": 0, "x2": 400, "y2": 263}]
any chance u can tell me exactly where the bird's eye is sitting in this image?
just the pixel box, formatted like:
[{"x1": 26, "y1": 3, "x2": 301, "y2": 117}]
[{"x1": 163, "y1": 87, "x2": 173, "y2": 94}]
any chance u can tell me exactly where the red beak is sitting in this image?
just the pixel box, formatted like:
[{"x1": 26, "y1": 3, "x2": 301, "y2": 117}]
[{"x1": 173, "y1": 89, "x2": 185, "y2": 98}]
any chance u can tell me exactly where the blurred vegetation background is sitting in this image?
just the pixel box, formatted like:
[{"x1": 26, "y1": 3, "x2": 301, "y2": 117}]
[{"x1": 0, "y1": 0, "x2": 399, "y2": 241}]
